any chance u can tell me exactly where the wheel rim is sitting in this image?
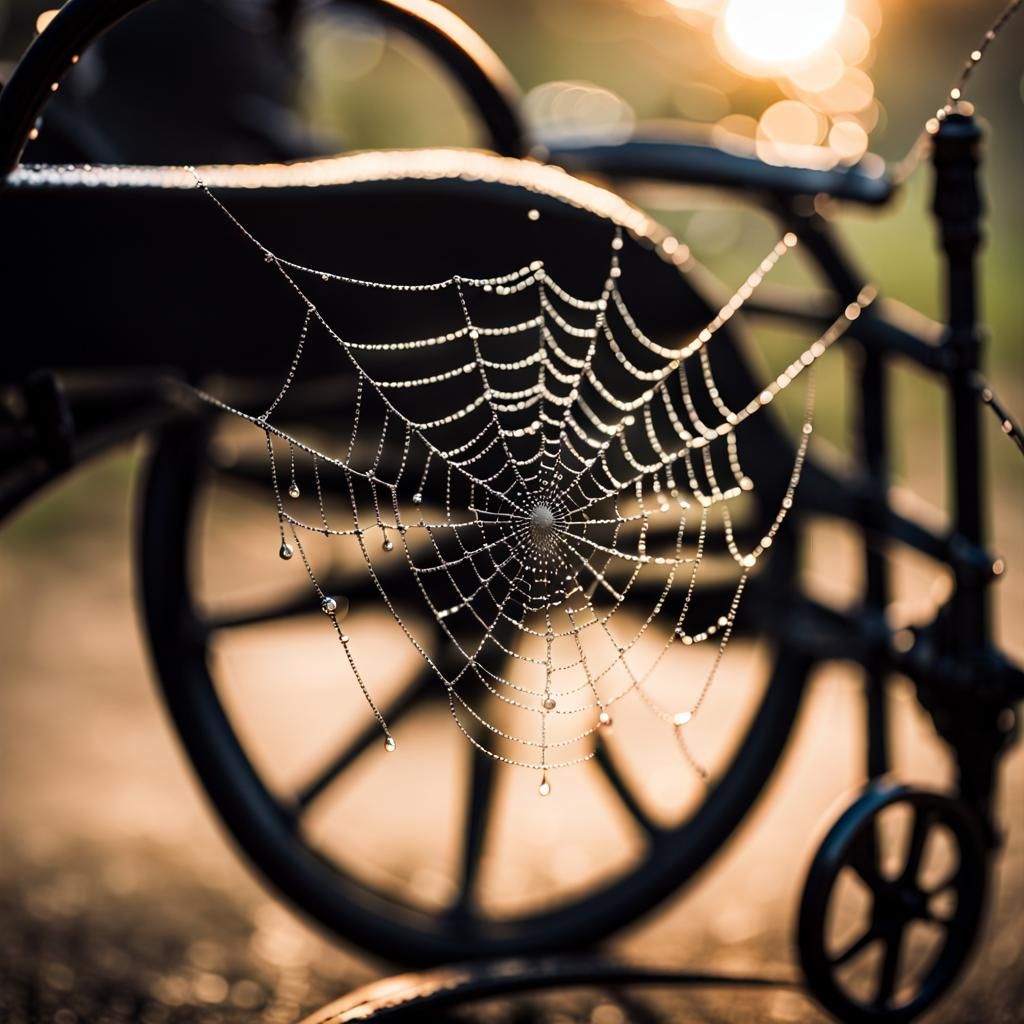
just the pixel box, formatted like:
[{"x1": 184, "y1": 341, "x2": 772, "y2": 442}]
[
  {"x1": 798, "y1": 780, "x2": 989, "y2": 1024},
  {"x1": 138, "y1": 414, "x2": 812, "y2": 965}
]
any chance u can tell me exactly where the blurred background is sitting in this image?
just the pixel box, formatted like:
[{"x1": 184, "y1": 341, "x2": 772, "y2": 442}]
[{"x1": 0, "y1": 0, "x2": 1022, "y2": 1021}]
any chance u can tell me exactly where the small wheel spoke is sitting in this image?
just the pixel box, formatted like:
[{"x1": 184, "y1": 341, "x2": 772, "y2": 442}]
[
  {"x1": 831, "y1": 926, "x2": 879, "y2": 967},
  {"x1": 925, "y1": 865, "x2": 962, "y2": 898},
  {"x1": 849, "y1": 821, "x2": 883, "y2": 892},
  {"x1": 293, "y1": 669, "x2": 435, "y2": 811},
  {"x1": 874, "y1": 925, "x2": 906, "y2": 1007},
  {"x1": 594, "y1": 739, "x2": 662, "y2": 839},
  {"x1": 900, "y1": 807, "x2": 931, "y2": 886}
]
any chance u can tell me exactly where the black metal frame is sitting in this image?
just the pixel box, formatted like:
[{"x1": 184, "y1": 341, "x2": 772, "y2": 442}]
[{"x1": 1, "y1": 0, "x2": 1021, "y2": 1020}]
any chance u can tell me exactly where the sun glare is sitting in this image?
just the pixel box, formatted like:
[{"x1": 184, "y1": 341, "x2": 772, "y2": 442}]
[{"x1": 721, "y1": 0, "x2": 846, "y2": 69}]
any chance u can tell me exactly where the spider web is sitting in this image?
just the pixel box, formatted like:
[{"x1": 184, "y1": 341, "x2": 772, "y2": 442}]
[{"x1": 191, "y1": 171, "x2": 872, "y2": 794}]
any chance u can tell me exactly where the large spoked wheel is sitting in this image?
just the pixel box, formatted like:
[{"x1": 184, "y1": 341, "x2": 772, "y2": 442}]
[
  {"x1": 7, "y1": 0, "x2": 826, "y2": 970},
  {"x1": 139, "y1": 385, "x2": 814, "y2": 966},
  {"x1": 798, "y1": 780, "x2": 989, "y2": 1024}
]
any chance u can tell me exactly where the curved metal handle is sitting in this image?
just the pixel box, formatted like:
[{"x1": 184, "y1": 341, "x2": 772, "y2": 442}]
[{"x1": 0, "y1": 0, "x2": 528, "y2": 175}]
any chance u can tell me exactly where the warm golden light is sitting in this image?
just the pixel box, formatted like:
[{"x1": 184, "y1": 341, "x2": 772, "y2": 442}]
[
  {"x1": 721, "y1": 0, "x2": 846, "y2": 69},
  {"x1": 35, "y1": 8, "x2": 59, "y2": 34}
]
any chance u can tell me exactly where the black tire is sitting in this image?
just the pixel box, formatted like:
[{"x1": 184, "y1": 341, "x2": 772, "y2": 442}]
[
  {"x1": 138, "y1": 415, "x2": 814, "y2": 965},
  {"x1": 798, "y1": 780, "x2": 989, "y2": 1024}
]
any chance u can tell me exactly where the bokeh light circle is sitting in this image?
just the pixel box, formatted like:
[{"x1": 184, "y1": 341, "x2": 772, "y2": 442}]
[{"x1": 722, "y1": 0, "x2": 846, "y2": 68}]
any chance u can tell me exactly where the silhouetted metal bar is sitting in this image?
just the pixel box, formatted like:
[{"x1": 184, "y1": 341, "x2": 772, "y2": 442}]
[
  {"x1": 300, "y1": 955, "x2": 799, "y2": 1024},
  {"x1": 932, "y1": 113, "x2": 989, "y2": 653},
  {"x1": 547, "y1": 134, "x2": 893, "y2": 206}
]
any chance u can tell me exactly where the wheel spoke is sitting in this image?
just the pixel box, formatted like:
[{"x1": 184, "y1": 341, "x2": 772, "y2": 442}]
[
  {"x1": 452, "y1": 745, "x2": 498, "y2": 915},
  {"x1": 207, "y1": 585, "x2": 337, "y2": 631},
  {"x1": 849, "y1": 821, "x2": 883, "y2": 892},
  {"x1": 900, "y1": 807, "x2": 931, "y2": 886},
  {"x1": 293, "y1": 667, "x2": 436, "y2": 811},
  {"x1": 207, "y1": 452, "x2": 277, "y2": 491},
  {"x1": 874, "y1": 925, "x2": 906, "y2": 1007},
  {"x1": 594, "y1": 738, "x2": 662, "y2": 839},
  {"x1": 831, "y1": 926, "x2": 879, "y2": 967},
  {"x1": 205, "y1": 572, "x2": 388, "y2": 632}
]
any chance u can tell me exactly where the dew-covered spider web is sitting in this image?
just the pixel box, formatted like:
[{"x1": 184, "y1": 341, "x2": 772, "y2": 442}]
[{"x1": 189, "y1": 168, "x2": 874, "y2": 795}]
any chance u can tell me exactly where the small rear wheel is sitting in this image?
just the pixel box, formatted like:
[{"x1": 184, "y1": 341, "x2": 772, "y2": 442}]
[{"x1": 798, "y1": 780, "x2": 988, "y2": 1023}]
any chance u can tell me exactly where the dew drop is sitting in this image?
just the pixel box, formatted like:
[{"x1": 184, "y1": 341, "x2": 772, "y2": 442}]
[
  {"x1": 538, "y1": 776, "x2": 551, "y2": 797},
  {"x1": 279, "y1": 542, "x2": 293, "y2": 561},
  {"x1": 412, "y1": 492, "x2": 423, "y2": 504},
  {"x1": 385, "y1": 736, "x2": 396, "y2": 753},
  {"x1": 674, "y1": 711, "x2": 692, "y2": 727},
  {"x1": 288, "y1": 482, "x2": 301, "y2": 499}
]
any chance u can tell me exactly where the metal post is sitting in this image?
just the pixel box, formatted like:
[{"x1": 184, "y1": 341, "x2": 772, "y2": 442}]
[{"x1": 931, "y1": 112, "x2": 989, "y2": 654}]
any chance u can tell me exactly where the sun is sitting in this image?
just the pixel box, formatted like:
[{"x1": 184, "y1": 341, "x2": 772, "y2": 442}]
[{"x1": 721, "y1": 0, "x2": 846, "y2": 70}]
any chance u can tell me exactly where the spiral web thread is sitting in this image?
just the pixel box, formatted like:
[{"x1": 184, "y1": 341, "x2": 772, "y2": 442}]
[{"x1": 191, "y1": 172, "x2": 874, "y2": 794}]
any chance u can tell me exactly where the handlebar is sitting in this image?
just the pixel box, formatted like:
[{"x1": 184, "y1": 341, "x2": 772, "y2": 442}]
[{"x1": 548, "y1": 131, "x2": 894, "y2": 207}]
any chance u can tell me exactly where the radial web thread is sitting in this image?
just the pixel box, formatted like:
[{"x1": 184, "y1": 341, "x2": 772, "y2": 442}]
[{"x1": 191, "y1": 172, "x2": 874, "y2": 794}]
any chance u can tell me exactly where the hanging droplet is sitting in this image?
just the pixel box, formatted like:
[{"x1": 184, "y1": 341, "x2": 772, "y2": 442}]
[
  {"x1": 382, "y1": 537, "x2": 394, "y2": 552},
  {"x1": 538, "y1": 775, "x2": 551, "y2": 797},
  {"x1": 384, "y1": 736, "x2": 396, "y2": 753},
  {"x1": 542, "y1": 696, "x2": 557, "y2": 710},
  {"x1": 279, "y1": 542, "x2": 294, "y2": 560},
  {"x1": 288, "y1": 482, "x2": 301, "y2": 499},
  {"x1": 673, "y1": 711, "x2": 692, "y2": 727},
  {"x1": 412, "y1": 493, "x2": 423, "y2": 505},
  {"x1": 321, "y1": 596, "x2": 338, "y2": 615},
  {"x1": 528, "y1": 209, "x2": 540, "y2": 222},
  {"x1": 598, "y1": 711, "x2": 613, "y2": 727}
]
